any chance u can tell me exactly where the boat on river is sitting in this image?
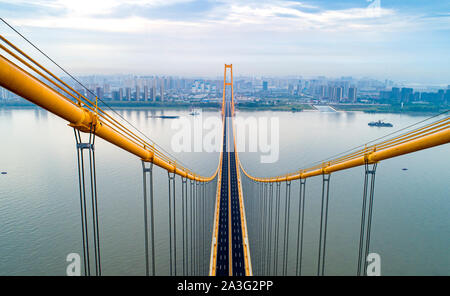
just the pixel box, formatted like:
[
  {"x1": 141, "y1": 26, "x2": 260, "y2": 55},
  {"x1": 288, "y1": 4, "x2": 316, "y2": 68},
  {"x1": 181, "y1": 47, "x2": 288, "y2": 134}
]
[{"x1": 368, "y1": 120, "x2": 393, "y2": 127}]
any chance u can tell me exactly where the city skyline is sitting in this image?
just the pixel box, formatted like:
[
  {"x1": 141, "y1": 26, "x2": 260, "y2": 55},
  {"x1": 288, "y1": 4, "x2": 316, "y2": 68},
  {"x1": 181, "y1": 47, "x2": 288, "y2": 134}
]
[{"x1": 0, "y1": 0, "x2": 449, "y2": 84}]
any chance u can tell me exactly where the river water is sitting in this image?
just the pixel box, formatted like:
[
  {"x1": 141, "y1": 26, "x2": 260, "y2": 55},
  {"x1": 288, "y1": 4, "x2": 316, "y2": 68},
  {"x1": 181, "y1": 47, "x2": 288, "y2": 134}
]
[{"x1": 0, "y1": 107, "x2": 448, "y2": 275}]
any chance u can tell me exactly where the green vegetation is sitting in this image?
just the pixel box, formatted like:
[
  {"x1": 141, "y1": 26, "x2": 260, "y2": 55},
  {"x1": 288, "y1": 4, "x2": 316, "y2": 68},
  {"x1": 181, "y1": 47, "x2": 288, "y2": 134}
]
[
  {"x1": 1, "y1": 99, "x2": 221, "y2": 110},
  {"x1": 331, "y1": 103, "x2": 446, "y2": 114},
  {"x1": 235, "y1": 101, "x2": 314, "y2": 112}
]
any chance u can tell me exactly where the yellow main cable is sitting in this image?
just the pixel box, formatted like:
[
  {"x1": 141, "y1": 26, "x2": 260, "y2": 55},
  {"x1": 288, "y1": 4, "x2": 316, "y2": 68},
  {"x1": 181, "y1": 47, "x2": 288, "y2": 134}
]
[
  {"x1": 234, "y1": 95, "x2": 449, "y2": 182},
  {"x1": 0, "y1": 50, "x2": 219, "y2": 182},
  {"x1": 0, "y1": 34, "x2": 193, "y2": 172}
]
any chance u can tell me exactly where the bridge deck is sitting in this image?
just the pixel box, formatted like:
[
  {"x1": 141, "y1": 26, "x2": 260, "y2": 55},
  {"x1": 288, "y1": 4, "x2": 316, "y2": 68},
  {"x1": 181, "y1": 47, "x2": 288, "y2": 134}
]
[{"x1": 213, "y1": 101, "x2": 248, "y2": 276}]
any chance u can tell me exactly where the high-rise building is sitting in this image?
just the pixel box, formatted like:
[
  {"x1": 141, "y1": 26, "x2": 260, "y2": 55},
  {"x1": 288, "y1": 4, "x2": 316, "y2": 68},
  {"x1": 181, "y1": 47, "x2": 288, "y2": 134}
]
[
  {"x1": 125, "y1": 87, "x2": 131, "y2": 101},
  {"x1": 288, "y1": 84, "x2": 294, "y2": 95},
  {"x1": 160, "y1": 78, "x2": 165, "y2": 101},
  {"x1": 135, "y1": 85, "x2": 140, "y2": 100},
  {"x1": 318, "y1": 85, "x2": 326, "y2": 99},
  {"x1": 112, "y1": 90, "x2": 120, "y2": 101},
  {"x1": 400, "y1": 87, "x2": 413, "y2": 103},
  {"x1": 335, "y1": 87, "x2": 343, "y2": 102},
  {"x1": 104, "y1": 84, "x2": 110, "y2": 97},
  {"x1": 391, "y1": 87, "x2": 400, "y2": 101},
  {"x1": 348, "y1": 87, "x2": 357, "y2": 103},
  {"x1": 95, "y1": 86, "x2": 103, "y2": 99},
  {"x1": 143, "y1": 86, "x2": 149, "y2": 101},
  {"x1": 152, "y1": 79, "x2": 157, "y2": 102},
  {"x1": 262, "y1": 81, "x2": 268, "y2": 91},
  {"x1": 119, "y1": 88, "x2": 123, "y2": 101}
]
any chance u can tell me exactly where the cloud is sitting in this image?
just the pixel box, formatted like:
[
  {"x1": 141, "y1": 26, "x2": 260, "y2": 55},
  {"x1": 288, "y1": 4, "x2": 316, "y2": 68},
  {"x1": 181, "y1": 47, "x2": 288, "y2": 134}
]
[
  {"x1": 1, "y1": 0, "x2": 448, "y2": 82},
  {"x1": 2, "y1": 0, "x2": 400, "y2": 33}
]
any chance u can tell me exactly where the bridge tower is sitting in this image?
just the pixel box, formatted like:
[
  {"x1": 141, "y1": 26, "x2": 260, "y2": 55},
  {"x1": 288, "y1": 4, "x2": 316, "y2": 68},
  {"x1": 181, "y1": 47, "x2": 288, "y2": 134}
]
[{"x1": 222, "y1": 64, "x2": 234, "y2": 116}]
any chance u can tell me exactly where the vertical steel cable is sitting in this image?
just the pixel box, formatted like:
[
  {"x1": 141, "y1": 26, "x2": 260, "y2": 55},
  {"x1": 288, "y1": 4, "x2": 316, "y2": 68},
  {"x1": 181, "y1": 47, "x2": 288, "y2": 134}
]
[
  {"x1": 142, "y1": 161, "x2": 156, "y2": 276},
  {"x1": 196, "y1": 181, "x2": 200, "y2": 275},
  {"x1": 282, "y1": 180, "x2": 291, "y2": 276},
  {"x1": 262, "y1": 183, "x2": 267, "y2": 275},
  {"x1": 317, "y1": 174, "x2": 331, "y2": 276},
  {"x1": 88, "y1": 127, "x2": 101, "y2": 276},
  {"x1": 193, "y1": 181, "x2": 197, "y2": 275},
  {"x1": 190, "y1": 180, "x2": 194, "y2": 276},
  {"x1": 296, "y1": 178, "x2": 306, "y2": 276},
  {"x1": 264, "y1": 183, "x2": 270, "y2": 275},
  {"x1": 363, "y1": 163, "x2": 378, "y2": 275},
  {"x1": 358, "y1": 164, "x2": 369, "y2": 276},
  {"x1": 149, "y1": 163, "x2": 156, "y2": 276},
  {"x1": 167, "y1": 172, "x2": 177, "y2": 275},
  {"x1": 74, "y1": 129, "x2": 90, "y2": 276},
  {"x1": 181, "y1": 177, "x2": 187, "y2": 276},
  {"x1": 197, "y1": 181, "x2": 200, "y2": 275},
  {"x1": 73, "y1": 126, "x2": 100, "y2": 276},
  {"x1": 274, "y1": 182, "x2": 281, "y2": 275},
  {"x1": 258, "y1": 182, "x2": 264, "y2": 275},
  {"x1": 142, "y1": 161, "x2": 150, "y2": 276},
  {"x1": 202, "y1": 182, "x2": 206, "y2": 275},
  {"x1": 167, "y1": 172, "x2": 173, "y2": 276},
  {"x1": 267, "y1": 183, "x2": 274, "y2": 275},
  {"x1": 173, "y1": 175, "x2": 177, "y2": 276}
]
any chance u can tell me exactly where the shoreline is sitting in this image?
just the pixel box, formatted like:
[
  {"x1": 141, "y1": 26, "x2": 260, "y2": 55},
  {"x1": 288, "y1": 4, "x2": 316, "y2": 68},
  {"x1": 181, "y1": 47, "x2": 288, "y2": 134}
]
[{"x1": 1, "y1": 100, "x2": 446, "y2": 116}]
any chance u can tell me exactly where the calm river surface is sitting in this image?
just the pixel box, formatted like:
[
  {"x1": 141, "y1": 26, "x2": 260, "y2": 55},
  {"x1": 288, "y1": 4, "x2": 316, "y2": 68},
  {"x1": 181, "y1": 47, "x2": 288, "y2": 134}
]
[{"x1": 0, "y1": 107, "x2": 449, "y2": 275}]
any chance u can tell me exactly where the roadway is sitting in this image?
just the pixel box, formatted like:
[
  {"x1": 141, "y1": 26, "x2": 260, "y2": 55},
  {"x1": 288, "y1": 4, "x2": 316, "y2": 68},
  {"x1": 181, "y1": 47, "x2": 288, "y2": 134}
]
[{"x1": 215, "y1": 101, "x2": 246, "y2": 276}]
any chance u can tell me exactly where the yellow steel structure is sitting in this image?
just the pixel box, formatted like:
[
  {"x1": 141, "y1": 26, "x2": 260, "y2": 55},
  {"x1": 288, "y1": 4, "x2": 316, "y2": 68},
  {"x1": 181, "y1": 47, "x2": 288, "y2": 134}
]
[
  {"x1": 1, "y1": 31, "x2": 449, "y2": 276},
  {"x1": 0, "y1": 35, "x2": 219, "y2": 182},
  {"x1": 210, "y1": 64, "x2": 252, "y2": 276},
  {"x1": 238, "y1": 112, "x2": 450, "y2": 182}
]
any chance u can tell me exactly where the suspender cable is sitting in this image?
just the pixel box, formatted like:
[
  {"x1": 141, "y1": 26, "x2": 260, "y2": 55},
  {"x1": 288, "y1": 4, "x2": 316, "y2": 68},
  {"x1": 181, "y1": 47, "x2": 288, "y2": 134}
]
[
  {"x1": 74, "y1": 129, "x2": 90, "y2": 276},
  {"x1": 265, "y1": 183, "x2": 270, "y2": 275},
  {"x1": 142, "y1": 161, "x2": 155, "y2": 276},
  {"x1": 364, "y1": 163, "x2": 377, "y2": 274},
  {"x1": 358, "y1": 162, "x2": 378, "y2": 275},
  {"x1": 192, "y1": 180, "x2": 196, "y2": 275},
  {"x1": 296, "y1": 178, "x2": 306, "y2": 276},
  {"x1": 190, "y1": 180, "x2": 194, "y2": 276},
  {"x1": 260, "y1": 183, "x2": 264, "y2": 275},
  {"x1": 262, "y1": 183, "x2": 267, "y2": 275},
  {"x1": 267, "y1": 183, "x2": 274, "y2": 275},
  {"x1": 358, "y1": 164, "x2": 369, "y2": 276},
  {"x1": 73, "y1": 124, "x2": 101, "y2": 276},
  {"x1": 181, "y1": 177, "x2": 187, "y2": 276},
  {"x1": 282, "y1": 180, "x2": 292, "y2": 276},
  {"x1": 202, "y1": 182, "x2": 206, "y2": 275},
  {"x1": 198, "y1": 181, "x2": 202, "y2": 275},
  {"x1": 196, "y1": 181, "x2": 200, "y2": 275},
  {"x1": 87, "y1": 127, "x2": 101, "y2": 276},
  {"x1": 317, "y1": 173, "x2": 331, "y2": 276},
  {"x1": 167, "y1": 172, "x2": 177, "y2": 275},
  {"x1": 274, "y1": 182, "x2": 281, "y2": 275}
]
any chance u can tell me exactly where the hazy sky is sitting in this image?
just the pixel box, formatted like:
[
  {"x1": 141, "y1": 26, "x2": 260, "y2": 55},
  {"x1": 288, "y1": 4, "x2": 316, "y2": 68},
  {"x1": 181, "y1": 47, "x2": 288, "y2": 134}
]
[{"x1": 1, "y1": 0, "x2": 449, "y2": 84}]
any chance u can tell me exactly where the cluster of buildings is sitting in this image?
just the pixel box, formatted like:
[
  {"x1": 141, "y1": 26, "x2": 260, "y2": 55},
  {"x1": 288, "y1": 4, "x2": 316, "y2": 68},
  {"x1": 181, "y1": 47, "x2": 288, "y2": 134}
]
[
  {"x1": 0, "y1": 73, "x2": 448, "y2": 107},
  {"x1": 379, "y1": 87, "x2": 450, "y2": 105},
  {"x1": 68, "y1": 76, "x2": 222, "y2": 102}
]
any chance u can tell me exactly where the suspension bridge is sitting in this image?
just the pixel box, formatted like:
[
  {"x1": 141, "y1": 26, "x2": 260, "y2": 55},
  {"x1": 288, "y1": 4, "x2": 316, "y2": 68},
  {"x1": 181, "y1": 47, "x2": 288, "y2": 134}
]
[{"x1": 0, "y1": 29, "x2": 449, "y2": 276}]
